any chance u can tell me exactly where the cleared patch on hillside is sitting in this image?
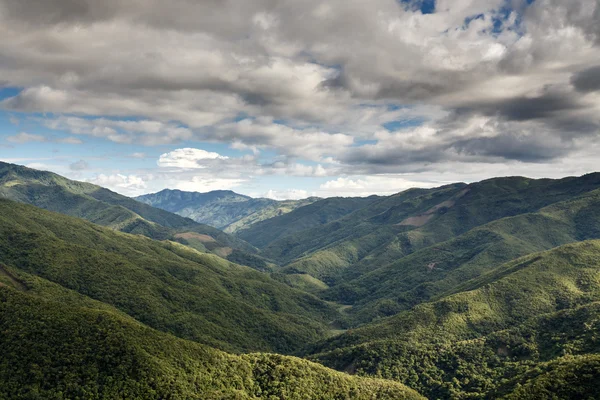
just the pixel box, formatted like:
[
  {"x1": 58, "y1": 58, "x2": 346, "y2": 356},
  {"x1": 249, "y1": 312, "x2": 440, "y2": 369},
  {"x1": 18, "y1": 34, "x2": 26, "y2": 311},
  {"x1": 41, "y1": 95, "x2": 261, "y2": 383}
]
[
  {"x1": 174, "y1": 232, "x2": 217, "y2": 243},
  {"x1": 0, "y1": 264, "x2": 26, "y2": 291},
  {"x1": 213, "y1": 247, "x2": 233, "y2": 258},
  {"x1": 2, "y1": 180, "x2": 22, "y2": 187},
  {"x1": 399, "y1": 189, "x2": 470, "y2": 227}
]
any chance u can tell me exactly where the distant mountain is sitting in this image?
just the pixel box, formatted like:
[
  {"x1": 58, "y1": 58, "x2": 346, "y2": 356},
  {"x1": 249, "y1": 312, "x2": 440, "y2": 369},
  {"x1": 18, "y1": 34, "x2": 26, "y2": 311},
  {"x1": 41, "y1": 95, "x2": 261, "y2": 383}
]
[
  {"x1": 308, "y1": 240, "x2": 600, "y2": 399},
  {"x1": 0, "y1": 162, "x2": 268, "y2": 268},
  {"x1": 136, "y1": 189, "x2": 319, "y2": 233}
]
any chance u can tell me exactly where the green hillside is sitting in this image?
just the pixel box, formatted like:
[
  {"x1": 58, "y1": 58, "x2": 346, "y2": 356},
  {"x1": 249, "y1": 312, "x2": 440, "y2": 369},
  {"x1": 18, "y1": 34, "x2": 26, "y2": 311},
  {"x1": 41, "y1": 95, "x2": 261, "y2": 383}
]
[
  {"x1": 0, "y1": 161, "x2": 260, "y2": 261},
  {"x1": 0, "y1": 285, "x2": 422, "y2": 400},
  {"x1": 323, "y1": 188, "x2": 600, "y2": 324},
  {"x1": 136, "y1": 188, "x2": 319, "y2": 233},
  {"x1": 0, "y1": 199, "x2": 338, "y2": 353},
  {"x1": 253, "y1": 174, "x2": 600, "y2": 287},
  {"x1": 308, "y1": 240, "x2": 600, "y2": 398},
  {"x1": 238, "y1": 195, "x2": 384, "y2": 250}
]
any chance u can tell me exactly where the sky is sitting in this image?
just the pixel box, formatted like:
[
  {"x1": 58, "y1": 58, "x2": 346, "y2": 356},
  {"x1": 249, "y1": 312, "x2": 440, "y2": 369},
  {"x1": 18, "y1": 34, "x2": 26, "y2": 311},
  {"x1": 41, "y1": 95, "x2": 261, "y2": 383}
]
[{"x1": 0, "y1": 0, "x2": 599, "y2": 199}]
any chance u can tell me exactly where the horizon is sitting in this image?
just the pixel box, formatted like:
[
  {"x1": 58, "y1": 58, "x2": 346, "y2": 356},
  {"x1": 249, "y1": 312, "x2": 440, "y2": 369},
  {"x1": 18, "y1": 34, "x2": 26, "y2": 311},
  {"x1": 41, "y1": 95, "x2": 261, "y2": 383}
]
[
  {"x1": 1, "y1": 0, "x2": 599, "y2": 200},
  {"x1": 3, "y1": 159, "x2": 599, "y2": 200}
]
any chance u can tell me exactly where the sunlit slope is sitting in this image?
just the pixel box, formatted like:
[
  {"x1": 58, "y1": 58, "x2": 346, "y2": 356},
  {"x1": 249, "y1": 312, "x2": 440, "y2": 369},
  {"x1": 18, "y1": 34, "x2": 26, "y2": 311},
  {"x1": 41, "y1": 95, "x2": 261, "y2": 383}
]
[
  {"x1": 0, "y1": 199, "x2": 337, "y2": 353},
  {"x1": 309, "y1": 240, "x2": 600, "y2": 398},
  {"x1": 0, "y1": 285, "x2": 423, "y2": 400}
]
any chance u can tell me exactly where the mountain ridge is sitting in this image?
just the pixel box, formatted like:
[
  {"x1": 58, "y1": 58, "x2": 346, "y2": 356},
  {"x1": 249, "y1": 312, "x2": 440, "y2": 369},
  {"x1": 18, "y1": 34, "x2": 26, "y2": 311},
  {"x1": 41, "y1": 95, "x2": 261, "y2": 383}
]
[{"x1": 136, "y1": 188, "x2": 320, "y2": 233}]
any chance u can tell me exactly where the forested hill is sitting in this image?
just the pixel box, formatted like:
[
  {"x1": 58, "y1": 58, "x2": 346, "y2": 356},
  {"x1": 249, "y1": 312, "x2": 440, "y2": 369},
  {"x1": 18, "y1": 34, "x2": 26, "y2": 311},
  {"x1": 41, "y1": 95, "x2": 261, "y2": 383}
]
[
  {"x1": 0, "y1": 199, "x2": 337, "y2": 353},
  {"x1": 0, "y1": 281, "x2": 422, "y2": 399},
  {"x1": 308, "y1": 240, "x2": 600, "y2": 399},
  {"x1": 0, "y1": 161, "x2": 261, "y2": 262}
]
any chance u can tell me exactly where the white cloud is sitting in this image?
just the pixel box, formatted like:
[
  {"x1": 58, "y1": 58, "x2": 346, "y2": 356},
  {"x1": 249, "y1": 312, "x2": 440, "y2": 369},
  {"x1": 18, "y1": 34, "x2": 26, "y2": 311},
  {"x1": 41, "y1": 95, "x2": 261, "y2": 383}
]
[
  {"x1": 0, "y1": 0, "x2": 599, "y2": 191},
  {"x1": 174, "y1": 176, "x2": 246, "y2": 192},
  {"x1": 157, "y1": 148, "x2": 229, "y2": 169},
  {"x1": 263, "y1": 189, "x2": 312, "y2": 200},
  {"x1": 318, "y1": 176, "x2": 438, "y2": 197},
  {"x1": 87, "y1": 174, "x2": 148, "y2": 196}
]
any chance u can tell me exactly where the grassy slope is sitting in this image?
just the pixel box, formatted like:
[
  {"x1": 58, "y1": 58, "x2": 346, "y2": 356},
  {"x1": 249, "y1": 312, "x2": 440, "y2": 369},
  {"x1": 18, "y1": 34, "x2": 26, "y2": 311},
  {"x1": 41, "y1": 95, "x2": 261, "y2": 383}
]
[
  {"x1": 0, "y1": 199, "x2": 339, "y2": 354},
  {"x1": 0, "y1": 285, "x2": 423, "y2": 400},
  {"x1": 324, "y1": 188, "x2": 600, "y2": 324},
  {"x1": 0, "y1": 162, "x2": 255, "y2": 256},
  {"x1": 309, "y1": 240, "x2": 600, "y2": 398}
]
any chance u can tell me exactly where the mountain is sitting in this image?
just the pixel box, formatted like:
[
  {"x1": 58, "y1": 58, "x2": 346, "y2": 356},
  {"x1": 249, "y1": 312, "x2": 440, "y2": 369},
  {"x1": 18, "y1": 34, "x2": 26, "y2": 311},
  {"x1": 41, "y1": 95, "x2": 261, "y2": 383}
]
[
  {"x1": 0, "y1": 199, "x2": 338, "y2": 353},
  {"x1": 308, "y1": 240, "x2": 600, "y2": 399},
  {"x1": 323, "y1": 187, "x2": 600, "y2": 324},
  {"x1": 0, "y1": 162, "x2": 268, "y2": 268},
  {"x1": 136, "y1": 188, "x2": 319, "y2": 233},
  {"x1": 0, "y1": 280, "x2": 422, "y2": 399},
  {"x1": 245, "y1": 174, "x2": 600, "y2": 289},
  {"x1": 237, "y1": 196, "x2": 382, "y2": 249},
  {"x1": 4, "y1": 164, "x2": 600, "y2": 398}
]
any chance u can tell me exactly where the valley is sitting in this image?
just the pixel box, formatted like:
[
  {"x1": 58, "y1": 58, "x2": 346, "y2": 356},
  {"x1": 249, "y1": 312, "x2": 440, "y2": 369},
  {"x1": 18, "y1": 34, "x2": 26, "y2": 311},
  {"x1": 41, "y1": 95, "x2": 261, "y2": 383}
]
[{"x1": 1, "y1": 162, "x2": 600, "y2": 399}]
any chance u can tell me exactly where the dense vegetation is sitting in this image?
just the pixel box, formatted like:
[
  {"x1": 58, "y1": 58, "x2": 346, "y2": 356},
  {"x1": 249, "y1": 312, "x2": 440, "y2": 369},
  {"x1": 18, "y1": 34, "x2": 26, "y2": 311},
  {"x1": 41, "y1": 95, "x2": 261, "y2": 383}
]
[
  {"x1": 0, "y1": 285, "x2": 422, "y2": 399},
  {"x1": 308, "y1": 241, "x2": 600, "y2": 398},
  {"x1": 0, "y1": 162, "x2": 257, "y2": 258},
  {"x1": 136, "y1": 188, "x2": 319, "y2": 233},
  {"x1": 3, "y1": 163, "x2": 600, "y2": 399},
  {"x1": 324, "y1": 188, "x2": 600, "y2": 324},
  {"x1": 0, "y1": 199, "x2": 337, "y2": 353}
]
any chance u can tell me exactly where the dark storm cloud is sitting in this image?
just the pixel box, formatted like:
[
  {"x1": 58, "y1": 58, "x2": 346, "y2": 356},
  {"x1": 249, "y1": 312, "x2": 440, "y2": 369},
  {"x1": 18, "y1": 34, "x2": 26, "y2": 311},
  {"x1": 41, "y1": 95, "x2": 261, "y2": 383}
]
[
  {"x1": 571, "y1": 66, "x2": 600, "y2": 93},
  {"x1": 451, "y1": 134, "x2": 569, "y2": 162},
  {"x1": 462, "y1": 90, "x2": 583, "y2": 122}
]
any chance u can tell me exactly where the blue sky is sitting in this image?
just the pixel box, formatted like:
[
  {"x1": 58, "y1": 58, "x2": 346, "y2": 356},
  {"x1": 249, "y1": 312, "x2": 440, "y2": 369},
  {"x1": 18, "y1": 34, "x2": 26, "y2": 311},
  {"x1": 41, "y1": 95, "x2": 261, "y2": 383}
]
[{"x1": 1, "y1": 0, "x2": 598, "y2": 198}]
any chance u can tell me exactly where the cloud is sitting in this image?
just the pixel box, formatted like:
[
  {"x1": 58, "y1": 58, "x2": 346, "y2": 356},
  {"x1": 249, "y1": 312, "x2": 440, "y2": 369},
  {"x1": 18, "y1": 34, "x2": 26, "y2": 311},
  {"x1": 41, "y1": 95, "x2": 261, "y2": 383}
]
[
  {"x1": 263, "y1": 189, "x2": 312, "y2": 200},
  {"x1": 69, "y1": 159, "x2": 89, "y2": 171},
  {"x1": 571, "y1": 66, "x2": 600, "y2": 93},
  {"x1": 6, "y1": 132, "x2": 46, "y2": 143},
  {"x1": 5, "y1": 131, "x2": 84, "y2": 145},
  {"x1": 86, "y1": 173, "x2": 147, "y2": 196},
  {"x1": 43, "y1": 116, "x2": 193, "y2": 145},
  {"x1": 318, "y1": 175, "x2": 438, "y2": 197},
  {"x1": 174, "y1": 177, "x2": 247, "y2": 193},
  {"x1": 157, "y1": 148, "x2": 228, "y2": 169},
  {"x1": 0, "y1": 0, "x2": 599, "y2": 189}
]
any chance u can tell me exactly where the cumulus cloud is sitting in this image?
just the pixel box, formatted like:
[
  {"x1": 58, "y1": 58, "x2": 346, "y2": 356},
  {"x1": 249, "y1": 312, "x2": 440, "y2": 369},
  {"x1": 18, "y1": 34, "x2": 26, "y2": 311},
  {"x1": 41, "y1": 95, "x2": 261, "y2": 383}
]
[
  {"x1": 87, "y1": 174, "x2": 147, "y2": 196},
  {"x1": 157, "y1": 148, "x2": 229, "y2": 169},
  {"x1": 0, "y1": 0, "x2": 599, "y2": 192}
]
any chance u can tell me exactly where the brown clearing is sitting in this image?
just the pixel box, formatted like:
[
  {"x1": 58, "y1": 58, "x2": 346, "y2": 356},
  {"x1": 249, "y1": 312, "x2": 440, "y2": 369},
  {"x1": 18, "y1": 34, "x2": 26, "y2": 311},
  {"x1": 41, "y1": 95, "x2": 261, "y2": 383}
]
[
  {"x1": 213, "y1": 247, "x2": 233, "y2": 258},
  {"x1": 174, "y1": 232, "x2": 217, "y2": 243},
  {"x1": 398, "y1": 188, "x2": 470, "y2": 227}
]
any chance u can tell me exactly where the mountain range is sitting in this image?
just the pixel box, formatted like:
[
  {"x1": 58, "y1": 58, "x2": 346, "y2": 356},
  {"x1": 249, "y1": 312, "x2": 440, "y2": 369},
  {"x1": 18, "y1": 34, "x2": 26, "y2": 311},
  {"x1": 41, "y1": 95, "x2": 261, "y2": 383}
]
[
  {"x1": 1, "y1": 161, "x2": 600, "y2": 399},
  {"x1": 136, "y1": 189, "x2": 319, "y2": 233}
]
